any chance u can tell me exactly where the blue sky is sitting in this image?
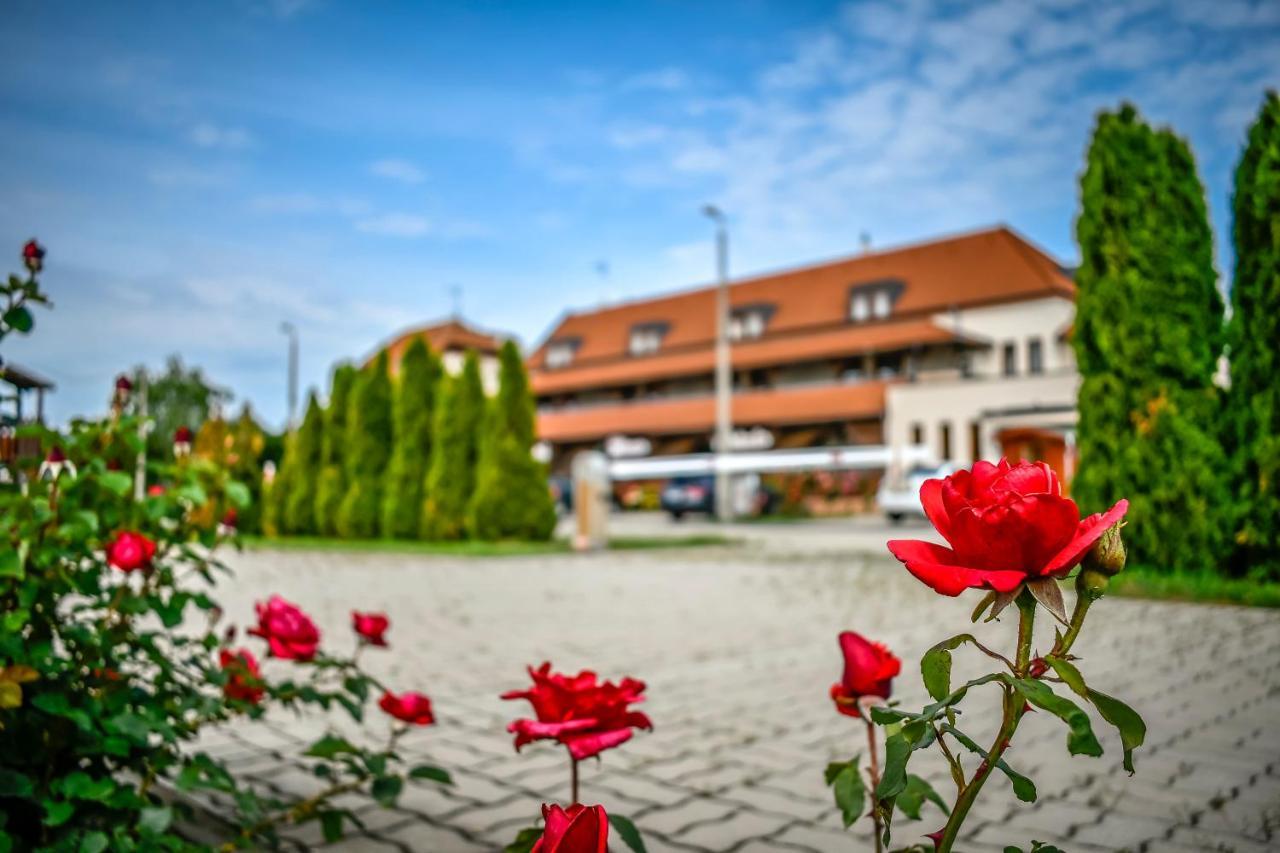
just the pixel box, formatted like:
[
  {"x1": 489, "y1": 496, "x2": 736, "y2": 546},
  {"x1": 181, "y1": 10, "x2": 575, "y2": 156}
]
[{"x1": 1, "y1": 0, "x2": 1277, "y2": 427}]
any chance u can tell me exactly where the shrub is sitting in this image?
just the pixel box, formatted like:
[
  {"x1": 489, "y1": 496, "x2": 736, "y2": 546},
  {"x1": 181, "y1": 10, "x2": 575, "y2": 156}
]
[
  {"x1": 380, "y1": 338, "x2": 442, "y2": 539},
  {"x1": 337, "y1": 354, "x2": 392, "y2": 539},
  {"x1": 283, "y1": 394, "x2": 324, "y2": 535},
  {"x1": 421, "y1": 352, "x2": 483, "y2": 540},
  {"x1": 314, "y1": 364, "x2": 357, "y2": 536}
]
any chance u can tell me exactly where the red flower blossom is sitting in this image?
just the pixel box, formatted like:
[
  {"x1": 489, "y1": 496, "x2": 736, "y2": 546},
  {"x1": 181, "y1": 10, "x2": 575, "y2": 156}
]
[
  {"x1": 106, "y1": 531, "x2": 156, "y2": 573},
  {"x1": 887, "y1": 459, "x2": 1128, "y2": 597},
  {"x1": 532, "y1": 804, "x2": 608, "y2": 853},
  {"x1": 502, "y1": 663, "x2": 652, "y2": 761},
  {"x1": 173, "y1": 425, "x2": 194, "y2": 444},
  {"x1": 114, "y1": 375, "x2": 133, "y2": 393},
  {"x1": 378, "y1": 690, "x2": 435, "y2": 725},
  {"x1": 21, "y1": 239, "x2": 44, "y2": 273},
  {"x1": 248, "y1": 595, "x2": 320, "y2": 661},
  {"x1": 220, "y1": 508, "x2": 238, "y2": 529},
  {"x1": 219, "y1": 648, "x2": 264, "y2": 704},
  {"x1": 352, "y1": 611, "x2": 389, "y2": 646},
  {"x1": 830, "y1": 631, "x2": 900, "y2": 718},
  {"x1": 147, "y1": 484, "x2": 166, "y2": 497}
]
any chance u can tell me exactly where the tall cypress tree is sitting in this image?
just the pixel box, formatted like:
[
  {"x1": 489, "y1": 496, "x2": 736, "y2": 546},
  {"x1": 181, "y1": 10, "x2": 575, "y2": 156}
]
[
  {"x1": 380, "y1": 339, "x2": 442, "y2": 538},
  {"x1": 1227, "y1": 91, "x2": 1280, "y2": 580},
  {"x1": 421, "y1": 351, "x2": 484, "y2": 540},
  {"x1": 283, "y1": 394, "x2": 324, "y2": 535},
  {"x1": 337, "y1": 353, "x2": 393, "y2": 538},
  {"x1": 314, "y1": 364, "x2": 356, "y2": 536},
  {"x1": 469, "y1": 341, "x2": 556, "y2": 541},
  {"x1": 1072, "y1": 103, "x2": 1229, "y2": 575}
]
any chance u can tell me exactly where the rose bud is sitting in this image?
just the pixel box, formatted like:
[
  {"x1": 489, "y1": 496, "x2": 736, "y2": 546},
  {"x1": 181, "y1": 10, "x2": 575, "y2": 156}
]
[
  {"x1": 502, "y1": 663, "x2": 652, "y2": 761},
  {"x1": 378, "y1": 690, "x2": 435, "y2": 726},
  {"x1": 106, "y1": 531, "x2": 157, "y2": 573},
  {"x1": 352, "y1": 611, "x2": 389, "y2": 647},
  {"x1": 247, "y1": 595, "x2": 320, "y2": 661},
  {"x1": 219, "y1": 648, "x2": 265, "y2": 704},
  {"x1": 888, "y1": 460, "x2": 1128, "y2": 597},
  {"x1": 830, "y1": 631, "x2": 900, "y2": 718},
  {"x1": 38, "y1": 446, "x2": 76, "y2": 481},
  {"x1": 532, "y1": 804, "x2": 609, "y2": 853},
  {"x1": 147, "y1": 484, "x2": 166, "y2": 497},
  {"x1": 21, "y1": 239, "x2": 44, "y2": 274},
  {"x1": 173, "y1": 425, "x2": 194, "y2": 459}
]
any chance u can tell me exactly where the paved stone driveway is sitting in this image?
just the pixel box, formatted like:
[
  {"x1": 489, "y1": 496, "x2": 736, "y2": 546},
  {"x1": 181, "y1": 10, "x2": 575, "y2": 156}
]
[{"x1": 187, "y1": 543, "x2": 1280, "y2": 852}]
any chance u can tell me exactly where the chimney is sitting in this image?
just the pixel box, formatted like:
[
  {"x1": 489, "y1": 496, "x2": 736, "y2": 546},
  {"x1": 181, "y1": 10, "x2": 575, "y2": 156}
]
[{"x1": 859, "y1": 231, "x2": 872, "y2": 253}]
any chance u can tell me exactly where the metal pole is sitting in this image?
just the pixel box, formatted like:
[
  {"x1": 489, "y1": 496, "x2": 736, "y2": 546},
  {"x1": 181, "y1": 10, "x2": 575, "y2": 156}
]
[
  {"x1": 133, "y1": 369, "x2": 147, "y2": 502},
  {"x1": 703, "y1": 205, "x2": 733, "y2": 521},
  {"x1": 280, "y1": 322, "x2": 298, "y2": 430}
]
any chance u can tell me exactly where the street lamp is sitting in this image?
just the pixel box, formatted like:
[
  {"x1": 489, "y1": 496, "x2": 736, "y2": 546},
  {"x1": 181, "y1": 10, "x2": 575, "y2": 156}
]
[
  {"x1": 280, "y1": 321, "x2": 298, "y2": 431},
  {"x1": 703, "y1": 204, "x2": 733, "y2": 521}
]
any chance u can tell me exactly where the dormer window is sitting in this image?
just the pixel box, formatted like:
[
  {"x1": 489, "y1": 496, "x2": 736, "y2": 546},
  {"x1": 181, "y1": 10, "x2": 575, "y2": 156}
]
[
  {"x1": 848, "y1": 278, "x2": 904, "y2": 324},
  {"x1": 728, "y1": 305, "x2": 773, "y2": 341},
  {"x1": 545, "y1": 339, "x2": 579, "y2": 369},
  {"x1": 628, "y1": 323, "x2": 668, "y2": 356}
]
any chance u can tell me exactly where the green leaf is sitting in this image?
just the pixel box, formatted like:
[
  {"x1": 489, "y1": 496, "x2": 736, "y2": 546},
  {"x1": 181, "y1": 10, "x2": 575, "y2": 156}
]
[
  {"x1": 371, "y1": 775, "x2": 403, "y2": 808},
  {"x1": 225, "y1": 480, "x2": 252, "y2": 508},
  {"x1": 0, "y1": 550, "x2": 23, "y2": 580},
  {"x1": 608, "y1": 813, "x2": 647, "y2": 853},
  {"x1": 875, "y1": 732, "x2": 912, "y2": 799},
  {"x1": 99, "y1": 471, "x2": 134, "y2": 497},
  {"x1": 0, "y1": 770, "x2": 33, "y2": 798},
  {"x1": 107, "y1": 712, "x2": 152, "y2": 742},
  {"x1": 44, "y1": 800, "x2": 75, "y2": 827},
  {"x1": 1013, "y1": 679, "x2": 1103, "y2": 757},
  {"x1": 1042, "y1": 657, "x2": 1088, "y2": 699},
  {"x1": 79, "y1": 832, "x2": 108, "y2": 853},
  {"x1": 138, "y1": 805, "x2": 172, "y2": 835},
  {"x1": 408, "y1": 765, "x2": 452, "y2": 785},
  {"x1": 827, "y1": 762, "x2": 867, "y2": 828},
  {"x1": 59, "y1": 771, "x2": 116, "y2": 801},
  {"x1": 895, "y1": 774, "x2": 949, "y2": 820},
  {"x1": 2, "y1": 306, "x2": 33, "y2": 333},
  {"x1": 320, "y1": 810, "x2": 345, "y2": 843},
  {"x1": 1087, "y1": 689, "x2": 1146, "y2": 773},
  {"x1": 943, "y1": 726, "x2": 1037, "y2": 803},
  {"x1": 823, "y1": 759, "x2": 854, "y2": 786},
  {"x1": 504, "y1": 827, "x2": 542, "y2": 853},
  {"x1": 304, "y1": 734, "x2": 358, "y2": 759},
  {"x1": 921, "y1": 634, "x2": 973, "y2": 701}
]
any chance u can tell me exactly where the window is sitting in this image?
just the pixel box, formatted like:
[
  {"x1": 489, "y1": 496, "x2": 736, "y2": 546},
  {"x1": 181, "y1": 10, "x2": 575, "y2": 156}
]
[
  {"x1": 939, "y1": 422, "x2": 952, "y2": 461},
  {"x1": 1002, "y1": 342, "x2": 1017, "y2": 376},
  {"x1": 970, "y1": 421, "x2": 982, "y2": 462},
  {"x1": 872, "y1": 289, "x2": 891, "y2": 318},
  {"x1": 850, "y1": 292, "x2": 870, "y2": 322},
  {"x1": 546, "y1": 341, "x2": 577, "y2": 369},
  {"x1": 1027, "y1": 338, "x2": 1044, "y2": 374},
  {"x1": 729, "y1": 309, "x2": 769, "y2": 341},
  {"x1": 628, "y1": 325, "x2": 665, "y2": 356},
  {"x1": 910, "y1": 422, "x2": 924, "y2": 445}
]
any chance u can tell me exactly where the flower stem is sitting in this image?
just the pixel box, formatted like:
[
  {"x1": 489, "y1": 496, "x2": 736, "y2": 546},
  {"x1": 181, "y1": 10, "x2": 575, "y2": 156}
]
[
  {"x1": 1051, "y1": 594, "x2": 1093, "y2": 658},
  {"x1": 935, "y1": 590, "x2": 1037, "y2": 852},
  {"x1": 570, "y1": 756, "x2": 580, "y2": 805},
  {"x1": 864, "y1": 719, "x2": 883, "y2": 853}
]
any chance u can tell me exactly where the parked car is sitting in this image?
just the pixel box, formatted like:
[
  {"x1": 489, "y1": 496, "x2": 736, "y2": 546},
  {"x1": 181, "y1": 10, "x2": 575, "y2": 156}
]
[
  {"x1": 877, "y1": 462, "x2": 958, "y2": 523},
  {"x1": 548, "y1": 475, "x2": 573, "y2": 515},
  {"x1": 660, "y1": 475, "x2": 716, "y2": 519}
]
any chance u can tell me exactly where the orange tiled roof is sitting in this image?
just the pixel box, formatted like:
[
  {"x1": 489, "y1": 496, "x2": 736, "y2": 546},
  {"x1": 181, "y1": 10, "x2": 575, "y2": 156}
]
[
  {"x1": 536, "y1": 381, "x2": 887, "y2": 443},
  {"x1": 531, "y1": 317, "x2": 960, "y2": 395},
  {"x1": 374, "y1": 319, "x2": 506, "y2": 373},
  {"x1": 528, "y1": 226, "x2": 1073, "y2": 384}
]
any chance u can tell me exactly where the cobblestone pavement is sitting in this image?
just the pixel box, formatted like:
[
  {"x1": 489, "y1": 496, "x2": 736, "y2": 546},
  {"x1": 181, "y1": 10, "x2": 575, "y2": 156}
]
[{"x1": 185, "y1": 543, "x2": 1280, "y2": 852}]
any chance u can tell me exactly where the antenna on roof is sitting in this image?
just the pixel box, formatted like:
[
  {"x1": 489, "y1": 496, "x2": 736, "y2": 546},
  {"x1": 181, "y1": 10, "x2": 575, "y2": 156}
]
[
  {"x1": 448, "y1": 284, "x2": 462, "y2": 320},
  {"x1": 860, "y1": 231, "x2": 872, "y2": 253},
  {"x1": 595, "y1": 260, "x2": 610, "y2": 307}
]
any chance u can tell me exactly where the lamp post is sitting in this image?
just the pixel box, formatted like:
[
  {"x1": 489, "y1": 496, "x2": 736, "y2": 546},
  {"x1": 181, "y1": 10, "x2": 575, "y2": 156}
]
[
  {"x1": 280, "y1": 321, "x2": 298, "y2": 431},
  {"x1": 702, "y1": 204, "x2": 733, "y2": 521}
]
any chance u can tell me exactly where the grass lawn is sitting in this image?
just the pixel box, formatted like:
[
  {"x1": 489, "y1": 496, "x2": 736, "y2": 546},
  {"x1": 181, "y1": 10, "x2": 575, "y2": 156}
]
[
  {"x1": 1109, "y1": 568, "x2": 1280, "y2": 608},
  {"x1": 241, "y1": 533, "x2": 734, "y2": 557}
]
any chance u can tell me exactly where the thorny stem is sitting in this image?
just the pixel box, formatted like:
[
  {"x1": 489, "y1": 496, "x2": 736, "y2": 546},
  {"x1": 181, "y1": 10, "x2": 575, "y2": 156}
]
[
  {"x1": 570, "y1": 756, "x2": 580, "y2": 805},
  {"x1": 935, "y1": 591, "x2": 1038, "y2": 853},
  {"x1": 1051, "y1": 593, "x2": 1094, "y2": 659},
  {"x1": 865, "y1": 718, "x2": 884, "y2": 853}
]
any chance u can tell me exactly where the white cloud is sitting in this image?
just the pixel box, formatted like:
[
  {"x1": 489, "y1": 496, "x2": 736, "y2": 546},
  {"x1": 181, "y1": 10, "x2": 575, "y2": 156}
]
[
  {"x1": 190, "y1": 122, "x2": 254, "y2": 149},
  {"x1": 369, "y1": 158, "x2": 426, "y2": 184},
  {"x1": 249, "y1": 193, "x2": 371, "y2": 216},
  {"x1": 354, "y1": 213, "x2": 432, "y2": 237},
  {"x1": 622, "y1": 67, "x2": 692, "y2": 92}
]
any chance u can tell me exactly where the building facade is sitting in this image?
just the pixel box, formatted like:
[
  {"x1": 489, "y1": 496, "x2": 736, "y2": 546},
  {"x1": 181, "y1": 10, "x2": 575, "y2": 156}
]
[
  {"x1": 527, "y1": 226, "x2": 1079, "y2": 481},
  {"x1": 373, "y1": 318, "x2": 506, "y2": 394}
]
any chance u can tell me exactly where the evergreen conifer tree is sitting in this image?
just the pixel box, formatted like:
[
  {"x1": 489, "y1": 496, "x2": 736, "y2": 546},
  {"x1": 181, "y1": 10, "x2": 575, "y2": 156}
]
[
  {"x1": 283, "y1": 394, "x2": 324, "y2": 535},
  {"x1": 1227, "y1": 91, "x2": 1280, "y2": 579},
  {"x1": 336, "y1": 353, "x2": 393, "y2": 538},
  {"x1": 314, "y1": 364, "x2": 356, "y2": 536},
  {"x1": 380, "y1": 338, "x2": 442, "y2": 538},
  {"x1": 421, "y1": 351, "x2": 484, "y2": 540},
  {"x1": 1072, "y1": 103, "x2": 1230, "y2": 575}
]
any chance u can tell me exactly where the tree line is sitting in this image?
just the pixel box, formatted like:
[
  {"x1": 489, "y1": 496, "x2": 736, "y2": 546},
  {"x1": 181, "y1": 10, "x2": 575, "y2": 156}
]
[
  {"x1": 265, "y1": 338, "x2": 557, "y2": 542},
  {"x1": 1073, "y1": 92, "x2": 1280, "y2": 582}
]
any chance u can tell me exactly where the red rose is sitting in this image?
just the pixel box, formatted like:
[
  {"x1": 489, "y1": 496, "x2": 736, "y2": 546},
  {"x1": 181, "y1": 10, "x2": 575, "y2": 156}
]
[
  {"x1": 219, "y1": 648, "x2": 264, "y2": 704},
  {"x1": 106, "y1": 531, "x2": 156, "y2": 573},
  {"x1": 830, "y1": 631, "x2": 900, "y2": 718},
  {"x1": 532, "y1": 804, "x2": 608, "y2": 853},
  {"x1": 21, "y1": 239, "x2": 44, "y2": 273},
  {"x1": 220, "y1": 508, "x2": 238, "y2": 529},
  {"x1": 378, "y1": 690, "x2": 435, "y2": 725},
  {"x1": 248, "y1": 595, "x2": 320, "y2": 661},
  {"x1": 502, "y1": 663, "x2": 652, "y2": 761},
  {"x1": 352, "y1": 611, "x2": 389, "y2": 646},
  {"x1": 887, "y1": 460, "x2": 1128, "y2": 597},
  {"x1": 147, "y1": 484, "x2": 166, "y2": 497},
  {"x1": 173, "y1": 425, "x2": 193, "y2": 443}
]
